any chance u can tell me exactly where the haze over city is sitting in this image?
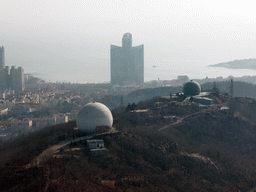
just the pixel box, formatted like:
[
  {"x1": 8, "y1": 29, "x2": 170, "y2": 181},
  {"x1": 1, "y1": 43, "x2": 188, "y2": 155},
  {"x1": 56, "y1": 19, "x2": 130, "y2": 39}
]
[
  {"x1": 4, "y1": 1, "x2": 256, "y2": 191},
  {"x1": 1, "y1": 0, "x2": 256, "y2": 83}
]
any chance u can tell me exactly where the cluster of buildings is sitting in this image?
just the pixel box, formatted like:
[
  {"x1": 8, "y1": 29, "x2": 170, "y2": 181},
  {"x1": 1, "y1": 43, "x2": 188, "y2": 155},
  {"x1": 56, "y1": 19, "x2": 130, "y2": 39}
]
[
  {"x1": 0, "y1": 115, "x2": 69, "y2": 141},
  {"x1": 0, "y1": 34, "x2": 215, "y2": 143},
  {"x1": 0, "y1": 46, "x2": 24, "y2": 96},
  {"x1": 0, "y1": 87, "x2": 81, "y2": 141},
  {"x1": 0, "y1": 45, "x2": 83, "y2": 141}
]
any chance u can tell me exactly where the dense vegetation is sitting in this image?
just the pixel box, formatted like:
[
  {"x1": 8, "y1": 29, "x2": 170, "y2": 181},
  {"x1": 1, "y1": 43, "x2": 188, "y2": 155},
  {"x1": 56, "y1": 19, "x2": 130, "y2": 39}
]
[
  {"x1": 1, "y1": 95, "x2": 256, "y2": 191},
  {"x1": 0, "y1": 121, "x2": 76, "y2": 167}
]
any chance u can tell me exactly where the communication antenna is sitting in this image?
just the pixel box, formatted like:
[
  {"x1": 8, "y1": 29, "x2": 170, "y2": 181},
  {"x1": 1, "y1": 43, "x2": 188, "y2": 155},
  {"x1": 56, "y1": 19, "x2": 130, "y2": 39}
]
[{"x1": 229, "y1": 79, "x2": 233, "y2": 98}]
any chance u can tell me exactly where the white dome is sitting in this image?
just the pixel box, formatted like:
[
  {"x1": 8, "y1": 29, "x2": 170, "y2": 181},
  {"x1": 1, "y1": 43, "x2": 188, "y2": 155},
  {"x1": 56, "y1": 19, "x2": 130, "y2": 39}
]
[{"x1": 76, "y1": 102, "x2": 113, "y2": 131}]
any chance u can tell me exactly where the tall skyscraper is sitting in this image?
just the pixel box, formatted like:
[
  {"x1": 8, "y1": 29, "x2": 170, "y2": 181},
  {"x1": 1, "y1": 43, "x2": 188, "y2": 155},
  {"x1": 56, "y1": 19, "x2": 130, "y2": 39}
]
[
  {"x1": 10, "y1": 66, "x2": 24, "y2": 94},
  {"x1": 111, "y1": 33, "x2": 144, "y2": 85},
  {"x1": 0, "y1": 47, "x2": 24, "y2": 94},
  {"x1": 0, "y1": 46, "x2": 5, "y2": 69},
  {"x1": 0, "y1": 66, "x2": 9, "y2": 91}
]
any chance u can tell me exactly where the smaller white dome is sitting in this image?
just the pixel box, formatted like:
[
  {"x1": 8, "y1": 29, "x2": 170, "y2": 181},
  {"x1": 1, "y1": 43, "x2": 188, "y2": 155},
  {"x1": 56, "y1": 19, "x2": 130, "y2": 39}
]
[{"x1": 76, "y1": 102, "x2": 113, "y2": 131}]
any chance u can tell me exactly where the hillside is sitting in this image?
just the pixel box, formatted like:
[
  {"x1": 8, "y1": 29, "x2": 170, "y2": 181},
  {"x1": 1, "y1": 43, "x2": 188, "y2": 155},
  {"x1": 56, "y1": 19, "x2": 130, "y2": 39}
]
[
  {"x1": 123, "y1": 86, "x2": 182, "y2": 104},
  {"x1": 1, "y1": 95, "x2": 256, "y2": 191},
  {"x1": 209, "y1": 58, "x2": 256, "y2": 69},
  {"x1": 123, "y1": 81, "x2": 256, "y2": 103},
  {"x1": 201, "y1": 81, "x2": 256, "y2": 99}
]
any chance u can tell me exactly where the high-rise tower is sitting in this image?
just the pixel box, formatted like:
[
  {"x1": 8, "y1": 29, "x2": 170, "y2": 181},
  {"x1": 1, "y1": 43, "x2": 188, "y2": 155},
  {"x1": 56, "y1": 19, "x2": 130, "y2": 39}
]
[
  {"x1": 0, "y1": 47, "x2": 25, "y2": 94},
  {"x1": 111, "y1": 33, "x2": 144, "y2": 85},
  {"x1": 0, "y1": 66, "x2": 9, "y2": 91},
  {"x1": 10, "y1": 66, "x2": 24, "y2": 94},
  {"x1": 0, "y1": 46, "x2": 5, "y2": 69}
]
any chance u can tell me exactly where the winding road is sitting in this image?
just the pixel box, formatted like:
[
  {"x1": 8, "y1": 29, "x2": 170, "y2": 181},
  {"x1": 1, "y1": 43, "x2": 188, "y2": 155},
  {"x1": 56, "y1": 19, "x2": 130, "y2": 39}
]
[{"x1": 29, "y1": 135, "x2": 92, "y2": 166}]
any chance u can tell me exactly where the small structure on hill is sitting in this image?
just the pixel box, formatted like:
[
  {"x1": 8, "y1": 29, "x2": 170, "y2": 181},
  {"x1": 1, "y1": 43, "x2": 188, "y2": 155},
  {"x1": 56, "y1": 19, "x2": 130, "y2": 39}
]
[
  {"x1": 183, "y1": 80, "x2": 201, "y2": 96},
  {"x1": 128, "y1": 109, "x2": 150, "y2": 125},
  {"x1": 86, "y1": 139, "x2": 107, "y2": 156},
  {"x1": 191, "y1": 96, "x2": 214, "y2": 105},
  {"x1": 87, "y1": 139, "x2": 104, "y2": 149},
  {"x1": 76, "y1": 102, "x2": 113, "y2": 132}
]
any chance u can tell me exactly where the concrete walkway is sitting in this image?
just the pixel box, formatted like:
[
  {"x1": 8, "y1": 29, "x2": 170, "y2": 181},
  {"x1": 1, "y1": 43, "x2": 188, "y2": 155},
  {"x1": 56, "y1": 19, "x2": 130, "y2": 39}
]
[{"x1": 29, "y1": 135, "x2": 92, "y2": 166}]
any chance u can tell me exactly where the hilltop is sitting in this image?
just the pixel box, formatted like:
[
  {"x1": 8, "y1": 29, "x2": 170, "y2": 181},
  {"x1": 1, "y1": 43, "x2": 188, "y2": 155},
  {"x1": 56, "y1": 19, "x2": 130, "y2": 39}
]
[
  {"x1": 122, "y1": 81, "x2": 256, "y2": 105},
  {"x1": 209, "y1": 58, "x2": 256, "y2": 69},
  {"x1": 1, "y1": 94, "x2": 256, "y2": 191}
]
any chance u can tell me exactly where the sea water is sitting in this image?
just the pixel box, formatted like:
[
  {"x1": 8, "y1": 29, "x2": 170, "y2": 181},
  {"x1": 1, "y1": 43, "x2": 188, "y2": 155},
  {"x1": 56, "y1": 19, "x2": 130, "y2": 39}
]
[{"x1": 33, "y1": 64, "x2": 256, "y2": 84}]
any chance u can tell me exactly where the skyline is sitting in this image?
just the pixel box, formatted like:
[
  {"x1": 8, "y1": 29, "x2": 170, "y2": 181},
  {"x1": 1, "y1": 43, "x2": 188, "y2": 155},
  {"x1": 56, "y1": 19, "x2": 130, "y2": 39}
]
[
  {"x1": 111, "y1": 33, "x2": 144, "y2": 85},
  {"x1": 1, "y1": 0, "x2": 256, "y2": 83}
]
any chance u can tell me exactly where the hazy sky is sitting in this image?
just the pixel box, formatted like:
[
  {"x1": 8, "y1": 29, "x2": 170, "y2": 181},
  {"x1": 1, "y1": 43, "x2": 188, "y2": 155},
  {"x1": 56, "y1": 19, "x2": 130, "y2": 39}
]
[{"x1": 1, "y1": 0, "x2": 256, "y2": 82}]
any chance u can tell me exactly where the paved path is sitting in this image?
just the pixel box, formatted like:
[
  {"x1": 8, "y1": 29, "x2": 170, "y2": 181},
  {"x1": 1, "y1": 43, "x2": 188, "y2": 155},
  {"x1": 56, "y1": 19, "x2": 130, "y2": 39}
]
[
  {"x1": 158, "y1": 108, "x2": 211, "y2": 131},
  {"x1": 29, "y1": 135, "x2": 92, "y2": 166}
]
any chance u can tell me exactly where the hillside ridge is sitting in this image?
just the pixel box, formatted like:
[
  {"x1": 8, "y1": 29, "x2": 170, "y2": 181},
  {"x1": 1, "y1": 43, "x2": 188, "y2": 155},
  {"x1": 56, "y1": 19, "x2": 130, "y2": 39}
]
[
  {"x1": 1, "y1": 95, "x2": 256, "y2": 191},
  {"x1": 209, "y1": 58, "x2": 256, "y2": 69}
]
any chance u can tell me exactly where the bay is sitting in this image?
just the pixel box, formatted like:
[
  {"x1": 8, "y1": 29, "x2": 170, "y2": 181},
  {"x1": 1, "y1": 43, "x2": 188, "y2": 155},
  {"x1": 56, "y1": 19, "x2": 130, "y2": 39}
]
[{"x1": 31, "y1": 65, "x2": 256, "y2": 84}]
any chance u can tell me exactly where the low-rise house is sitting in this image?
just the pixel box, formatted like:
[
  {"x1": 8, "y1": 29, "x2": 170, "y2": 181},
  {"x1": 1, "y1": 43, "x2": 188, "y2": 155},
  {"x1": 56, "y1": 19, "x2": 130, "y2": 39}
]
[
  {"x1": 9, "y1": 105, "x2": 28, "y2": 116},
  {"x1": 33, "y1": 115, "x2": 68, "y2": 131},
  {"x1": 55, "y1": 115, "x2": 68, "y2": 124},
  {"x1": 6, "y1": 101, "x2": 15, "y2": 109},
  {"x1": 128, "y1": 109, "x2": 151, "y2": 125},
  {"x1": 0, "y1": 100, "x2": 6, "y2": 109},
  {"x1": 43, "y1": 96, "x2": 69, "y2": 108},
  {"x1": 153, "y1": 102, "x2": 164, "y2": 108},
  {"x1": 0, "y1": 92, "x2": 5, "y2": 99},
  {"x1": 0, "y1": 108, "x2": 8, "y2": 116},
  {"x1": 33, "y1": 117, "x2": 56, "y2": 131},
  {"x1": 86, "y1": 139, "x2": 107, "y2": 156},
  {"x1": 0, "y1": 118, "x2": 33, "y2": 133},
  {"x1": 87, "y1": 139, "x2": 105, "y2": 149},
  {"x1": 9, "y1": 103, "x2": 41, "y2": 116},
  {"x1": 11, "y1": 120, "x2": 33, "y2": 133},
  {"x1": 65, "y1": 112, "x2": 77, "y2": 121}
]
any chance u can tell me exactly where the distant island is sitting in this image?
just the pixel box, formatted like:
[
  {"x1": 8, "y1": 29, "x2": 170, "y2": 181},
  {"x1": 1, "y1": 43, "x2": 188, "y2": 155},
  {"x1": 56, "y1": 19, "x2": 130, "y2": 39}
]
[{"x1": 209, "y1": 58, "x2": 256, "y2": 69}]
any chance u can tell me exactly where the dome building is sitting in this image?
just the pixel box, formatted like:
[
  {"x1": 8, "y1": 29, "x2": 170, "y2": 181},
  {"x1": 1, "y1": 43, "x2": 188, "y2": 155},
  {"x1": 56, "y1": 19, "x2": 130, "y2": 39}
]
[
  {"x1": 76, "y1": 102, "x2": 113, "y2": 132},
  {"x1": 183, "y1": 80, "x2": 201, "y2": 96}
]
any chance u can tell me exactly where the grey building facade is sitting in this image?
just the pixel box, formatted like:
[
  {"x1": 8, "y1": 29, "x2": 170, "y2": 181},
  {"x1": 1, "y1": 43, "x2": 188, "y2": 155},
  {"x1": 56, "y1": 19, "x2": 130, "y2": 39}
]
[
  {"x1": 111, "y1": 33, "x2": 144, "y2": 85},
  {"x1": 0, "y1": 47, "x2": 24, "y2": 94},
  {"x1": 0, "y1": 66, "x2": 10, "y2": 91},
  {"x1": 0, "y1": 66, "x2": 24, "y2": 94},
  {"x1": 10, "y1": 66, "x2": 24, "y2": 94},
  {"x1": 0, "y1": 46, "x2": 5, "y2": 69}
]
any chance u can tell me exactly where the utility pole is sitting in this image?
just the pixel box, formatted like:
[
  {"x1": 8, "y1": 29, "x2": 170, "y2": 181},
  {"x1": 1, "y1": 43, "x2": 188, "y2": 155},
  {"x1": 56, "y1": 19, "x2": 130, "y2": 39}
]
[{"x1": 230, "y1": 79, "x2": 233, "y2": 98}]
